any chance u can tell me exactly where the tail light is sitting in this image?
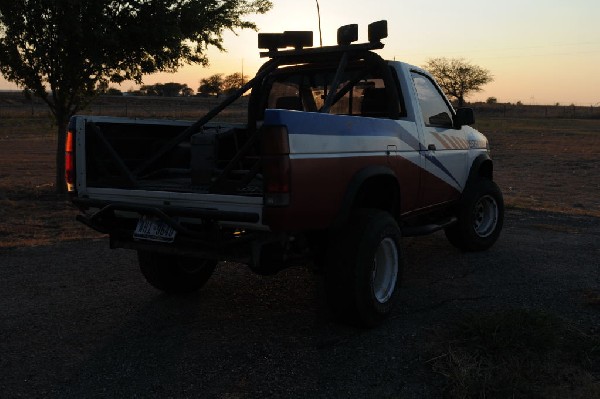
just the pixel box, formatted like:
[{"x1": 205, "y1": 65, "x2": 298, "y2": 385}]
[
  {"x1": 65, "y1": 129, "x2": 76, "y2": 192},
  {"x1": 261, "y1": 125, "x2": 290, "y2": 206}
]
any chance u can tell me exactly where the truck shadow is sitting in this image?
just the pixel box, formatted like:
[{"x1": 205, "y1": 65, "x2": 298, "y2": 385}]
[{"x1": 56, "y1": 261, "x2": 361, "y2": 397}]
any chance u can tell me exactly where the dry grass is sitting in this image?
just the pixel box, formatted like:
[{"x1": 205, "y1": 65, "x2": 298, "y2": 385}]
[
  {"x1": 473, "y1": 117, "x2": 600, "y2": 217},
  {"x1": 0, "y1": 187, "x2": 102, "y2": 249},
  {"x1": 429, "y1": 309, "x2": 600, "y2": 398}
]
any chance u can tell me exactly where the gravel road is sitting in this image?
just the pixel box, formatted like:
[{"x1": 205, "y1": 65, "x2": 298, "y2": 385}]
[{"x1": 1, "y1": 208, "x2": 599, "y2": 398}]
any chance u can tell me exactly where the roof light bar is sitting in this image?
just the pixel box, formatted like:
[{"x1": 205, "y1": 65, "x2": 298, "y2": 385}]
[{"x1": 258, "y1": 20, "x2": 388, "y2": 58}]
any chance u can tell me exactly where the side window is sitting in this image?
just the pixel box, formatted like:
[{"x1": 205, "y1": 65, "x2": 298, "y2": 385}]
[{"x1": 411, "y1": 72, "x2": 453, "y2": 128}]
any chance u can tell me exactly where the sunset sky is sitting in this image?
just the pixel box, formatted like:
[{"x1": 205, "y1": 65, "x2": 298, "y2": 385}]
[{"x1": 1, "y1": 0, "x2": 599, "y2": 105}]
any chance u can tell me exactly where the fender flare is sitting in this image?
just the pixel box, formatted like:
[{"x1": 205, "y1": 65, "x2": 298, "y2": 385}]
[
  {"x1": 467, "y1": 153, "x2": 494, "y2": 184},
  {"x1": 332, "y1": 165, "x2": 398, "y2": 228}
]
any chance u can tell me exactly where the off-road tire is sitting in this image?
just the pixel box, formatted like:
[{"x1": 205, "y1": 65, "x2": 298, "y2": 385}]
[
  {"x1": 325, "y1": 209, "x2": 403, "y2": 328},
  {"x1": 445, "y1": 178, "x2": 504, "y2": 252},
  {"x1": 138, "y1": 251, "x2": 218, "y2": 294}
]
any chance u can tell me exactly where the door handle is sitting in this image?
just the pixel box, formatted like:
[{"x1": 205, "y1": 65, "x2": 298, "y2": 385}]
[{"x1": 427, "y1": 144, "x2": 436, "y2": 151}]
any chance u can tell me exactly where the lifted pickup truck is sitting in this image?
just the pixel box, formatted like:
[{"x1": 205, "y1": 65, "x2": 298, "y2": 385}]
[{"x1": 67, "y1": 21, "x2": 503, "y2": 327}]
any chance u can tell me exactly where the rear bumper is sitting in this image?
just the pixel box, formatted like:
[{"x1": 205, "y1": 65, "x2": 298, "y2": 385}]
[
  {"x1": 72, "y1": 197, "x2": 260, "y2": 225},
  {"x1": 72, "y1": 197, "x2": 265, "y2": 262}
]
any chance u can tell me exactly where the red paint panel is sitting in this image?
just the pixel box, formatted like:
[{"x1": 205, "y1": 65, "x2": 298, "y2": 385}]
[
  {"x1": 264, "y1": 155, "x2": 411, "y2": 231},
  {"x1": 419, "y1": 174, "x2": 461, "y2": 207},
  {"x1": 262, "y1": 153, "x2": 461, "y2": 231}
]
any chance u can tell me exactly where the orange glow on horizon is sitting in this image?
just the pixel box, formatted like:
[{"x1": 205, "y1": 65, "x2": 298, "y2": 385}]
[{"x1": 1, "y1": 0, "x2": 599, "y2": 106}]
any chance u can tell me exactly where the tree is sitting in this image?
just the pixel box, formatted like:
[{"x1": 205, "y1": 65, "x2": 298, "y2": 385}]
[
  {"x1": 486, "y1": 97, "x2": 497, "y2": 104},
  {"x1": 140, "y1": 82, "x2": 192, "y2": 97},
  {"x1": 181, "y1": 86, "x2": 195, "y2": 97},
  {"x1": 106, "y1": 88, "x2": 123, "y2": 96},
  {"x1": 0, "y1": 0, "x2": 272, "y2": 193},
  {"x1": 160, "y1": 83, "x2": 188, "y2": 97},
  {"x1": 222, "y1": 72, "x2": 250, "y2": 95},
  {"x1": 198, "y1": 74, "x2": 224, "y2": 96},
  {"x1": 96, "y1": 80, "x2": 110, "y2": 95},
  {"x1": 424, "y1": 58, "x2": 493, "y2": 107}
]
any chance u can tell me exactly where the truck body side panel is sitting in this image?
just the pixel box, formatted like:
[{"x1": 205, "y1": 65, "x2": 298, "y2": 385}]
[{"x1": 261, "y1": 109, "x2": 462, "y2": 230}]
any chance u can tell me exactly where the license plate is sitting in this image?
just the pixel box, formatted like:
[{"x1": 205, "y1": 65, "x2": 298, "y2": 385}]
[{"x1": 133, "y1": 217, "x2": 177, "y2": 243}]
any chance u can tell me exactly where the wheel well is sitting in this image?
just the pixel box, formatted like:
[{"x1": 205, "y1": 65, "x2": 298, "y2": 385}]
[
  {"x1": 353, "y1": 175, "x2": 400, "y2": 218},
  {"x1": 470, "y1": 158, "x2": 493, "y2": 181},
  {"x1": 478, "y1": 159, "x2": 493, "y2": 180}
]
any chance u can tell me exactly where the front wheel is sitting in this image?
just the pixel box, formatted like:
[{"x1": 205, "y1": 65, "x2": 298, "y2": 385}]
[
  {"x1": 325, "y1": 209, "x2": 403, "y2": 327},
  {"x1": 445, "y1": 178, "x2": 504, "y2": 251},
  {"x1": 138, "y1": 251, "x2": 218, "y2": 294}
]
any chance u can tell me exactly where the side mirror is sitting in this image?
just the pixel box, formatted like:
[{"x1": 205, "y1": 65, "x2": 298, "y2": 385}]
[{"x1": 454, "y1": 107, "x2": 475, "y2": 128}]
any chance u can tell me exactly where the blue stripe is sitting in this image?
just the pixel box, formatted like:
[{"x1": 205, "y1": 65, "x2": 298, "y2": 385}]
[{"x1": 265, "y1": 109, "x2": 403, "y2": 137}]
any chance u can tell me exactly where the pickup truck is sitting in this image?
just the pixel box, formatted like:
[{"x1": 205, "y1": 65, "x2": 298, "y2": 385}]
[{"x1": 67, "y1": 21, "x2": 503, "y2": 327}]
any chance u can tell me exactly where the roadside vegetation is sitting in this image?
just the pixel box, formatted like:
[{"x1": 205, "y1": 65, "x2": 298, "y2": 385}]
[{"x1": 428, "y1": 309, "x2": 600, "y2": 398}]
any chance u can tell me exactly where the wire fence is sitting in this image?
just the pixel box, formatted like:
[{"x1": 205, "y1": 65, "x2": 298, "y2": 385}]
[
  {"x1": 470, "y1": 103, "x2": 600, "y2": 119},
  {"x1": 1, "y1": 94, "x2": 599, "y2": 121},
  {"x1": 0, "y1": 95, "x2": 249, "y2": 123}
]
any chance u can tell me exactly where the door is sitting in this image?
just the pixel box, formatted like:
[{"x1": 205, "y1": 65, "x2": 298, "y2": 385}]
[{"x1": 411, "y1": 72, "x2": 468, "y2": 207}]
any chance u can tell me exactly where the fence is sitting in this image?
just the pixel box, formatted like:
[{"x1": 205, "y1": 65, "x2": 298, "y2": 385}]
[
  {"x1": 1, "y1": 93, "x2": 599, "y2": 121},
  {"x1": 470, "y1": 103, "x2": 600, "y2": 119},
  {"x1": 0, "y1": 95, "x2": 249, "y2": 122}
]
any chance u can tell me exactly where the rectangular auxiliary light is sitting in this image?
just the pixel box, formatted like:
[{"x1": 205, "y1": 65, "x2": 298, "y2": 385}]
[
  {"x1": 283, "y1": 31, "x2": 313, "y2": 49},
  {"x1": 337, "y1": 24, "x2": 358, "y2": 45},
  {"x1": 368, "y1": 20, "x2": 388, "y2": 43},
  {"x1": 258, "y1": 33, "x2": 283, "y2": 51},
  {"x1": 258, "y1": 31, "x2": 313, "y2": 51}
]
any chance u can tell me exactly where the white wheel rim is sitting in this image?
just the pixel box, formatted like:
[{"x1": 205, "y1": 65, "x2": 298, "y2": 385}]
[
  {"x1": 372, "y1": 237, "x2": 399, "y2": 304},
  {"x1": 473, "y1": 194, "x2": 499, "y2": 238}
]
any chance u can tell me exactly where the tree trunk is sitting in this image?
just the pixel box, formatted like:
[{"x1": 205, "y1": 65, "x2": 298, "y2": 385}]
[{"x1": 55, "y1": 118, "x2": 68, "y2": 195}]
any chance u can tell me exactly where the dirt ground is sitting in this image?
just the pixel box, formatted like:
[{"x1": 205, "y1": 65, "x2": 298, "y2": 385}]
[
  {"x1": 0, "y1": 136, "x2": 103, "y2": 248},
  {"x1": 475, "y1": 117, "x2": 600, "y2": 216}
]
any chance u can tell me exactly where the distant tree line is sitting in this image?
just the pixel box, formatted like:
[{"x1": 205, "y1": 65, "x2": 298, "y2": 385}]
[
  {"x1": 198, "y1": 72, "x2": 249, "y2": 97},
  {"x1": 100, "y1": 72, "x2": 250, "y2": 97}
]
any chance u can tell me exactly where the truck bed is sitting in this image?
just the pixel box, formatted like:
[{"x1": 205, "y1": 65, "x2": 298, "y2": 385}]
[{"x1": 76, "y1": 116, "x2": 261, "y2": 196}]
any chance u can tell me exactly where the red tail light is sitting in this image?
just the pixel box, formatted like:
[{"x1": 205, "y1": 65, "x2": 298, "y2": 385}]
[
  {"x1": 264, "y1": 155, "x2": 291, "y2": 193},
  {"x1": 65, "y1": 129, "x2": 76, "y2": 192},
  {"x1": 263, "y1": 155, "x2": 291, "y2": 207},
  {"x1": 261, "y1": 125, "x2": 290, "y2": 206}
]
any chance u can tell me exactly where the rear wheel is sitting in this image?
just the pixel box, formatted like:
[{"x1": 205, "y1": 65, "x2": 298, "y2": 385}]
[
  {"x1": 138, "y1": 251, "x2": 217, "y2": 294},
  {"x1": 325, "y1": 209, "x2": 403, "y2": 327},
  {"x1": 445, "y1": 178, "x2": 504, "y2": 251}
]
